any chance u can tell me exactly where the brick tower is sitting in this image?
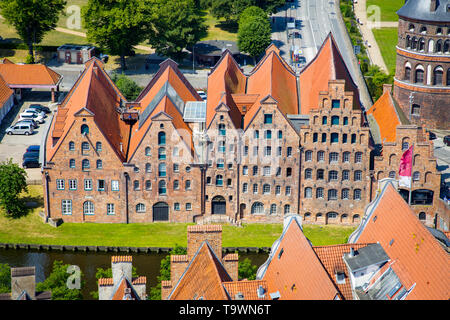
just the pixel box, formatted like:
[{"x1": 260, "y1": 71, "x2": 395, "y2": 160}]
[{"x1": 393, "y1": 0, "x2": 450, "y2": 130}]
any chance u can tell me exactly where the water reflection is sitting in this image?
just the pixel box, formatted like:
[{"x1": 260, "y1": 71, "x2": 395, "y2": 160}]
[{"x1": 0, "y1": 249, "x2": 268, "y2": 300}]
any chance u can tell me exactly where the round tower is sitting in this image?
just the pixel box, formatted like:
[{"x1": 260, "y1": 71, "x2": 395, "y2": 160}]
[{"x1": 393, "y1": 0, "x2": 450, "y2": 130}]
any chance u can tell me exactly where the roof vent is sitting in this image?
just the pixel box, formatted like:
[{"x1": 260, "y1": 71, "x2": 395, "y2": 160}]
[
  {"x1": 257, "y1": 285, "x2": 266, "y2": 299},
  {"x1": 235, "y1": 292, "x2": 244, "y2": 300}
]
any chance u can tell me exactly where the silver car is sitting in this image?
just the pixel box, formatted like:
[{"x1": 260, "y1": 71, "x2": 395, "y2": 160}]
[{"x1": 5, "y1": 123, "x2": 34, "y2": 135}]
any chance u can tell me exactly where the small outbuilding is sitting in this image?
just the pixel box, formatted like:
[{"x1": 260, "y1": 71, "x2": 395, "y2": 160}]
[
  {"x1": 193, "y1": 40, "x2": 242, "y2": 67},
  {"x1": 57, "y1": 44, "x2": 96, "y2": 64}
]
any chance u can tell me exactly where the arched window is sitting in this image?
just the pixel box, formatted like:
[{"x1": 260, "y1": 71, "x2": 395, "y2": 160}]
[
  {"x1": 242, "y1": 183, "x2": 248, "y2": 193},
  {"x1": 216, "y1": 175, "x2": 223, "y2": 186},
  {"x1": 69, "y1": 141, "x2": 75, "y2": 151},
  {"x1": 342, "y1": 189, "x2": 349, "y2": 200},
  {"x1": 264, "y1": 130, "x2": 272, "y2": 139},
  {"x1": 218, "y1": 124, "x2": 226, "y2": 136},
  {"x1": 328, "y1": 189, "x2": 337, "y2": 200},
  {"x1": 406, "y1": 35, "x2": 411, "y2": 48},
  {"x1": 413, "y1": 171, "x2": 420, "y2": 181},
  {"x1": 408, "y1": 24, "x2": 415, "y2": 32},
  {"x1": 305, "y1": 187, "x2": 312, "y2": 198},
  {"x1": 436, "y1": 39, "x2": 443, "y2": 53},
  {"x1": 418, "y1": 38, "x2": 425, "y2": 51},
  {"x1": 321, "y1": 133, "x2": 327, "y2": 143},
  {"x1": 355, "y1": 152, "x2": 363, "y2": 163},
  {"x1": 96, "y1": 159, "x2": 102, "y2": 169},
  {"x1": 322, "y1": 116, "x2": 327, "y2": 125},
  {"x1": 158, "y1": 163, "x2": 166, "y2": 177},
  {"x1": 404, "y1": 66, "x2": 411, "y2": 80},
  {"x1": 420, "y1": 26, "x2": 426, "y2": 34},
  {"x1": 158, "y1": 147, "x2": 166, "y2": 160},
  {"x1": 251, "y1": 202, "x2": 264, "y2": 214},
  {"x1": 415, "y1": 66, "x2": 424, "y2": 83},
  {"x1": 305, "y1": 168, "x2": 313, "y2": 179},
  {"x1": 158, "y1": 132, "x2": 166, "y2": 145},
  {"x1": 305, "y1": 150, "x2": 313, "y2": 161},
  {"x1": 82, "y1": 159, "x2": 90, "y2": 170},
  {"x1": 146, "y1": 163, "x2": 151, "y2": 173},
  {"x1": 96, "y1": 142, "x2": 102, "y2": 152},
  {"x1": 389, "y1": 154, "x2": 396, "y2": 165},
  {"x1": 145, "y1": 147, "x2": 151, "y2": 156},
  {"x1": 428, "y1": 39, "x2": 435, "y2": 52},
  {"x1": 331, "y1": 116, "x2": 339, "y2": 125},
  {"x1": 263, "y1": 184, "x2": 271, "y2": 194},
  {"x1": 419, "y1": 212, "x2": 426, "y2": 221},
  {"x1": 82, "y1": 142, "x2": 90, "y2": 152},
  {"x1": 133, "y1": 180, "x2": 140, "y2": 190},
  {"x1": 173, "y1": 180, "x2": 179, "y2": 190},
  {"x1": 218, "y1": 140, "x2": 226, "y2": 153},
  {"x1": 284, "y1": 205, "x2": 290, "y2": 214},
  {"x1": 83, "y1": 201, "x2": 94, "y2": 215},
  {"x1": 329, "y1": 152, "x2": 339, "y2": 163},
  {"x1": 329, "y1": 170, "x2": 338, "y2": 181},
  {"x1": 69, "y1": 159, "x2": 75, "y2": 168},
  {"x1": 270, "y1": 204, "x2": 277, "y2": 215},
  {"x1": 317, "y1": 169, "x2": 324, "y2": 180},
  {"x1": 317, "y1": 151, "x2": 325, "y2": 162},
  {"x1": 136, "y1": 203, "x2": 146, "y2": 213},
  {"x1": 444, "y1": 40, "x2": 450, "y2": 53},
  {"x1": 158, "y1": 180, "x2": 166, "y2": 195},
  {"x1": 145, "y1": 180, "x2": 151, "y2": 190},
  {"x1": 433, "y1": 66, "x2": 444, "y2": 85},
  {"x1": 354, "y1": 189, "x2": 362, "y2": 200},
  {"x1": 316, "y1": 187, "x2": 324, "y2": 199},
  {"x1": 331, "y1": 133, "x2": 339, "y2": 143},
  {"x1": 81, "y1": 124, "x2": 89, "y2": 135},
  {"x1": 354, "y1": 170, "x2": 362, "y2": 181},
  {"x1": 411, "y1": 37, "x2": 418, "y2": 50}
]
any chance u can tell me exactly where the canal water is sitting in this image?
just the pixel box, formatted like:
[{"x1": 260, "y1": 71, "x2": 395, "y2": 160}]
[{"x1": 0, "y1": 249, "x2": 268, "y2": 300}]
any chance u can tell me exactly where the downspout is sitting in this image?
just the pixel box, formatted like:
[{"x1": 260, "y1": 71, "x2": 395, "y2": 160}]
[
  {"x1": 44, "y1": 172, "x2": 50, "y2": 221},
  {"x1": 124, "y1": 172, "x2": 129, "y2": 224},
  {"x1": 297, "y1": 146, "x2": 303, "y2": 215}
]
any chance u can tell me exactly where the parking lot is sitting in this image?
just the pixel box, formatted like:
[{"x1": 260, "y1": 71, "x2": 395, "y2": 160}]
[{"x1": 0, "y1": 89, "x2": 58, "y2": 182}]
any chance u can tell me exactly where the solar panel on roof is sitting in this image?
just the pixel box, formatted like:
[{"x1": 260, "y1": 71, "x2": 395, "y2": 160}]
[{"x1": 183, "y1": 101, "x2": 206, "y2": 122}]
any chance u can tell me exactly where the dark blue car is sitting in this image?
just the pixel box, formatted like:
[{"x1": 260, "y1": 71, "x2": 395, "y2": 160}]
[{"x1": 26, "y1": 145, "x2": 40, "y2": 153}]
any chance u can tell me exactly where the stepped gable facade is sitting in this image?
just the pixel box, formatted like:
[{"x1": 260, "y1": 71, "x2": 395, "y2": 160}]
[{"x1": 393, "y1": 0, "x2": 450, "y2": 129}]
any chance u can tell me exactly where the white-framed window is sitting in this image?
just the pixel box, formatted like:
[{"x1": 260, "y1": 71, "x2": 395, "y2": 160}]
[
  {"x1": 270, "y1": 204, "x2": 277, "y2": 214},
  {"x1": 354, "y1": 170, "x2": 362, "y2": 181},
  {"x1": 329, "y1": 171, "x2": 338, "y2": 181},
  {"x1": 343, "y1": 152, "x2": 350, "y2": 163},
  {"x1": 316, "y1": 188, "x2": 324, "y2": 199},
  {"x1": 342, "y1": 189, "x2": 349, "y2": 200},
  {"x1": 275, "y1": 185, "x2": 281, "y2": 195},
  {"x1": 69, "y1": 159, "x2": 75, "y2": 168},
  {"x1": 305, "y1": 187, "x2": 312, "y2": 198},
  {"x1": 186, "y1": 203, "x2": 192, "y2": 211},
  {"x1": 285, "y1": 186, "x2": 291, "y2": 196},
  {"x1": 145, "y1": 180, "x2": 151, "y2": 191},
  {"x1": 69, "y1": 179, "x2": 77, "y2": 190},
  {"x1": 173, "y1": 180, "x2": 179, "y2": 190},
  {"x1": 413, "y1": 171, "x2": 420, "y2": 181},
  {"x1": 264, "y1": 146, "x2": 272, "y2": 156},
  {"x1": 174, "y1": 203, "x2": 180, "y2": 211},
  {"x1": 107, "y1": 203, "x2": 115, "y2": 215},
  {"x1": 243, "y1": 183, "x2": 248, "y2": 193},
  {"x1": 355, "y1": 152, "x2": 363, "y2": 163},
  {"x1": 111, "y1": 180, "x2": 119, "y2": 191},
  {"x1": 146, "y1": 163, "x2": 152, "y2": 173},
  {"x1": 263, "y1": 166, "x2": 271, "y2": 176},
  {"x1": 136, "y1": 203, "x2": 146, "y2": 213},
  {"x1": 62, "y1": 200, "x2": 72, "y2": 215},
  {"x1": 84, "y1": 179, "x2": 92, "y2": 191},
  {"x1": 251, "y1": 202, "x2": 264, "y2": 214},
  {"x1": 263, "y1": 184, "x2": 271, "y2": 194},
  {"x1": 56, "y1": 179, "x2": 65, "y2": 190},
  {"x1": 243, "y1": 165, "x2": 248, "y2": 175},
  {"x1": 328, "y1": 189, "x2": 338, "y2": 201},
  {"x1": 305, "y1": 168, "x2": 313, "y2": 179},
  {"x1": 284, "y1": 204, "x2": 291, "y2": 214},
  {"x1": 329, "y1": 152, "x2": 339, "y2": 164},
  {"x1": 342, "y1": 170, "x2": 350, "y2": 181},
  {"x1": 305, "y1": 150, "x2": 312, "y2": 161},
  {"x1": 253, "y1": 184, "x2": 258, "y2": 194},
  {"x1": 354, "y1": 189, "x2": 362, "y2": 200},
  {"x1": 287, "y1": 147, "x2": 292, "y2": 157},
  {"x1": 83, "y1": 201, "x2": 94, "y2": 215},
  {"x1": 317, "y1": 151, "x2": 325, "y2": 162}
]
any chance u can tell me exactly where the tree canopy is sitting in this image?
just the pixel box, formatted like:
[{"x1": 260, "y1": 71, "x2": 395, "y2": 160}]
[
  {"x1": 0, "y1": 159, "x2": 27, "y2": 218},
  {"x1": 210, "y1": 0, "x2": 285, "y2": 23},
  {"x1": 146, "y1": 0, "x2": 207, "y2": 61},
  {"x1": 83, "y1": 0, "x2": 151, "y2": 70},
  {"x1": 111, "y1": 74, "x2": 143, "y2": 101},
  {"x1": 0, "y1": 263, "x2": 10, "y2": 294},
  {"x1": 238, "y1": 14, "x2": 272, "y2": 60},
  {"x1": 0, "y1": 0, "x2": 66, "y2": 63}
]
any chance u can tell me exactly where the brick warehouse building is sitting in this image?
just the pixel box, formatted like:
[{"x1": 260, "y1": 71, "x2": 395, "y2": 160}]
[
  {"x1": 393, "y1": 0, "x2": 450, "y2": 129},
  {"x1": 42, "y1": 33, "x2": 447, "y2": 227}
]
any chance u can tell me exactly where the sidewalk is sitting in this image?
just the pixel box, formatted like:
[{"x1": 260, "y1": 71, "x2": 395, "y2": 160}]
[{"x1": 353, "y1": 0, "x2": 395, "y2": 73}]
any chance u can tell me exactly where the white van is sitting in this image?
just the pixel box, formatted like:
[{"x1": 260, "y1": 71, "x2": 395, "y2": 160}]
[{"x1": 5, "y1": 123, "x2": 34, "y2": 135}]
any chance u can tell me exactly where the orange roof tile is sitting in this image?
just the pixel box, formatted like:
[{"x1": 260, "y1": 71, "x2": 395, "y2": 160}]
[
  {"x1": 168, "y1": 241, "x2": 232, "y2": 300},
  {"x1": 222, "y1": 280, "x2": 269, "y2": 300},
  {"x1": 299, "y1": 33, "x2": 360, "y2": 114},
  {"x1": 46, "y1": 58, "x2": 128, "y2": 162},
  {"x1": 0, "y1": 74, "x2": 13, "y2": 107},
  {"x1": 313, "y1": 243, "x2": 372, "y2": 300},
  {"x1": 352, "y1": 182, "x2": 450, "y2": 300},
  {"x1": 260, "y1": 217, "x2": 340, "y2": 300},
  {"x1": 0, "y1": 63, "x2": 61, "y2": 87},
  {"x1": 366, "y1": 90, "x2": 407, "y2": 143}
]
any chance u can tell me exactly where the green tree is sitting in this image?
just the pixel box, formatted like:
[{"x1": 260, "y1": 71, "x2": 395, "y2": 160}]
[
  {"x1": 146, "y1": 0, "x2": 207, "y2": 61},
  {"x1": 0, "y1": 263, "x2": 11, "y2": 294},
  {"x1": 238, "y1": 258, "x2": 258, "y2": 280},
  {"x1": 210, "y1": 0, "x2": 254, "y2": 24},
  {"x1": 256, "y1": 0, "x2": 286, "y2": 14},
  {"x1": 239, "y1": 6, "x2": 267, "y2": 27},
  {"x1": 0, "y1": 159, "x2": 28, "y2": 218},
  {"x1": 111, "y1": 73, "x2": 143, "y2": 101},
  {"x1": 90, "y1": 265, "x2": 139, "y2": 299},
  {"x1": 238, "y1": 15, "x2": 271, "y2": 62},
  {"x1": 36, "y1": 260, "x2": 84, "y2": 300},
  {"x1": 365, "y1": 65, "x2": 394, "y2": 101},
  {"x1": 149, "y1": 245, "x2": 187, "y2": 300},
  {"x1": 0, "y1": 0, "x2": 66, "y2": 63},
  {"x1": 83, "y1": 0, "x2": 151, "y2": 70}
]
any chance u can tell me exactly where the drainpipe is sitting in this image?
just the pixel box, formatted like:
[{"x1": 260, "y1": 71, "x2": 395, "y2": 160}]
[
  {"x1": 297, "y1": 146, "x2": 303, "y2": 215},
  {"x1": 44, "y1": 171, "x2": 50, "y2": 221},
  {"x1": 124, "y1": 172, "x2": 129, "y2": 224}
]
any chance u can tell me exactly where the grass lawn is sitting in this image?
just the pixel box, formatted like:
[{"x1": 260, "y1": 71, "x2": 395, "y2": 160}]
[
  {"x1": 372, "y1": 27, "x2": 398, "y2": 74},
  {"x1": 0, "y1": 185, "x2": 355, "y2": 248},
  {"x1": 203, "y1": 13, "x2": 238, "y2": 42},
  {"x1": 366, "y1": 0, "x2": 404, "y2": 22}
]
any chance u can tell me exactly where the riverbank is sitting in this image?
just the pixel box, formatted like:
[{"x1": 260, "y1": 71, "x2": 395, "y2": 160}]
[{"x1": 0, "y1": 185, "x2": 356, "y2": 248}]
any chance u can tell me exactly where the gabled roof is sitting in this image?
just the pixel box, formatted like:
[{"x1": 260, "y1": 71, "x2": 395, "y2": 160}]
[
  {"x1": 46, "y1": 58, "x2": 129, "y2": 162},
  {"x1": 168, "y1": 241, "x2": 232, "y2": 300},
  {"x1": 350, "y1": 181, "x2": 450, "y2": 300},
  {"x1": 299, "y1": 32, "x2": 360, "y2": 114},
  {"x1": 206, "y1": 51, "x2": 247, "y2": 129},
  {"x1": 366, "y1": 90, "x2": 409, "y2": 143},
  {"x1": 313, "y1": 243, "x2": 372, "y2": 300},
  {"x1": 246, "y1": 44, "x2": 299, "y2": 117},
  {"x1": 222, "y1": 280, "x2": 269, "y2": 300},
  {"x1": 0, "y1": 62, "x2": 61, "y2": 87},
  {"x1": 127, "y1": 60, "x2": 200, "y2": 161},
  {"x1": 258, "y1": 215, "x2": 340, "y2": 300},
  {"x1": 0, "y1": 74, "x2": 14, "y2": 107}
]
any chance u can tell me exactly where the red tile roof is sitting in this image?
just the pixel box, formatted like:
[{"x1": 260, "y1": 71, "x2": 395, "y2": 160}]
[
  {"x1": 261, "y1": 217, "x2": 340, "y2": 300},
  {"x1": 299, "y1": 33, "x2": 360, "y2": 114},
  {"x1": 46, "y1": 58, "x2": 129, "y2": 162},
  {"x1": 0, "y1": 74, "x2": 13, "y2": 107},
  {"x1": 352, "y1": 182, "x2": 450, "y2": 300},
  {"x1": 222, "y1": 280, "x2": 269, "y2": 300},
  {"x1": 313, "y1": 243, "x2": 372, "y2": 300},
  {"x1": 168, "y1": 241, "x2": 232, "y2": 300},
  {"x1": 0, "y1": 63, "x2": 61, "y2": 87}
]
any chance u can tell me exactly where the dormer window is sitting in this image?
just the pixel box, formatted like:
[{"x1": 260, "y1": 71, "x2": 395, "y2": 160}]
[
  {"x1": 336, "y1": 272, "x2": 346, "y2": 284},
  {"x1": 81, "y1": 124, "x2": 89, "y2": 135}
]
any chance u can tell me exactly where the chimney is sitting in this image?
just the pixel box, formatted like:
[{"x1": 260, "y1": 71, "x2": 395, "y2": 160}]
[
  {"x1": 111, "y1": 256, "x2": 133, "y2": 285},
  {"x1": 430, "y1": 0, "x2": 438, "y2": 11},
  {"x1": 161, "y1": 281, "x2": 173, "y2": 300},
  {"x1": 383, "y1": 84, "x2": 392, "y2": 95},
  {"x1": 349, "y1": 247, "x2": 355, "y2": 257},
  {"x1": 11, "y1": 267, "x2": 36, "y2": 300},
  {"x1": 187, "y1": 225, "x2": 222, "y2": 260},
  {"x1": 170, "y1": 255, "x2": 189, "y2": 285},
  {"x1": 223, "y1": 253, "x2": 239, "y2": 281}
]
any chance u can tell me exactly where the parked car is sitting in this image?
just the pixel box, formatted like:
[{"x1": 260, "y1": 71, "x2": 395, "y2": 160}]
[
  {"x1": 16, "y1": 119, "x2": 38, "y2": 129},
  {"x1": 5, "y1": 123, "x2": 33, "y2": 135},
  {"x1": 22, "y1": 108, "x2": 46, "y2": 118},
  {"x1": 29, "y1": 104, "x2": 51, "y2": 114},
  {"x1": 18, "y1": 113, "x2": 45, "y2": 124},
  {"x1": 26, "y1": 145, "x2": 40, "y2": 153},
  {"x1": 22, "y1": 158, "x2": 40, "y2": 169},
  {"x1": 197, "y1": 90, "x2": 207, "y2": 100},
  {"x1": 23, "y1": 151, "x2": 39, "y2": 160},
  {"x1": 444, "y1": 135, "x2": 450, "y2": 147}
]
